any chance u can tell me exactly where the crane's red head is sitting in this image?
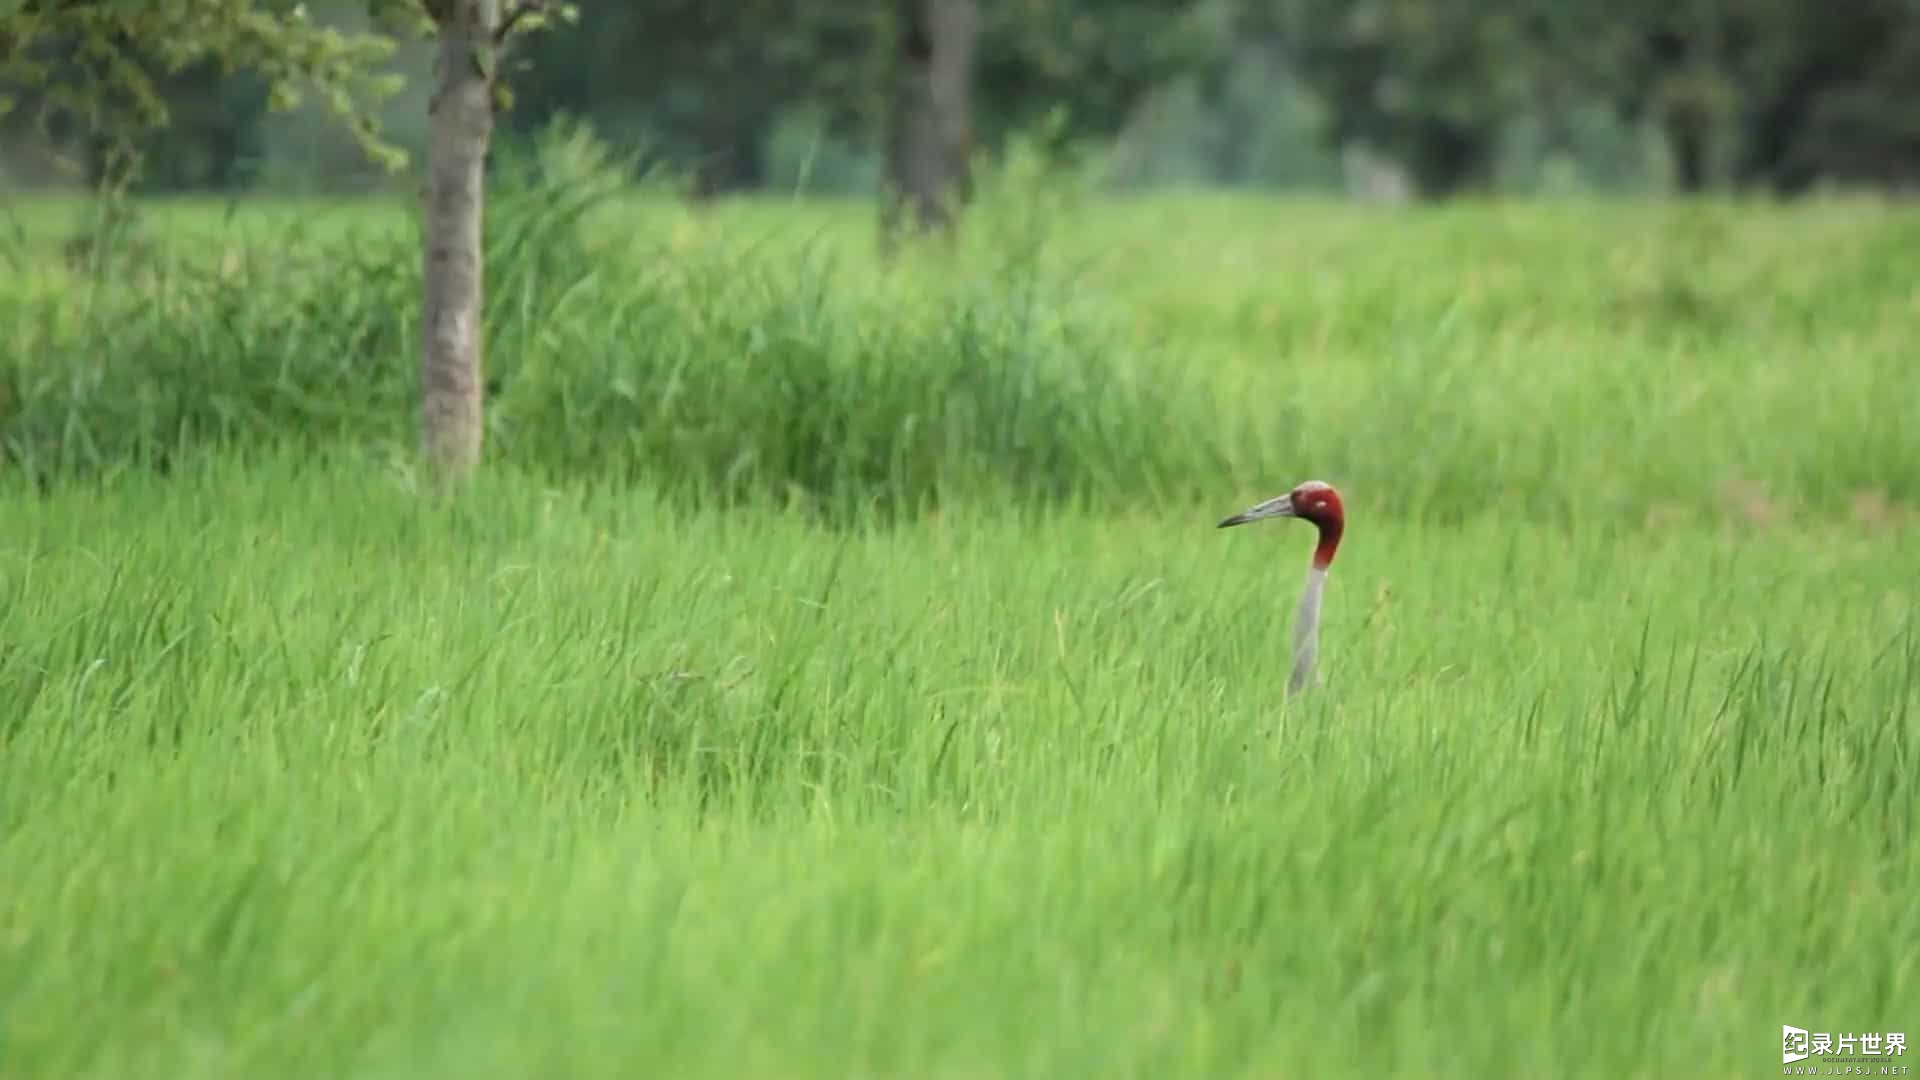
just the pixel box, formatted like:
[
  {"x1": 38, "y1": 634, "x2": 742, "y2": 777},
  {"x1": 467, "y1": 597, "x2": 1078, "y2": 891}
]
[{"x1": 1216, "y1": 480, "x2": 1345, "y2": 569}]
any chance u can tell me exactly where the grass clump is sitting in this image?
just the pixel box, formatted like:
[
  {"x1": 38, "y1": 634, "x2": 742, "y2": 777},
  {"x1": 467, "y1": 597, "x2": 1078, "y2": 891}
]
[
  {"x1": 0, "y1": 136, "x2": 1234, "y2": 518},
  {"x1": 5, "y1": 183, "x2": 1919, "y2": 526}
]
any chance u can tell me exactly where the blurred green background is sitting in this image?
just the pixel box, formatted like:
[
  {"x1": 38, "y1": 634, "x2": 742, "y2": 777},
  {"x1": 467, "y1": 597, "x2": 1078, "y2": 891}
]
[{"x1": 7, "y1": 0, "x2": 1920, "y2": 202}]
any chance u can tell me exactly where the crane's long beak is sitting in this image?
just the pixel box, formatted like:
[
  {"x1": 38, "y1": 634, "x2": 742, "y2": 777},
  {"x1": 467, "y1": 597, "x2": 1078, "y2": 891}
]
[{"x1": 1217, "y1": 493, "x2": 1296, "y2": 528}]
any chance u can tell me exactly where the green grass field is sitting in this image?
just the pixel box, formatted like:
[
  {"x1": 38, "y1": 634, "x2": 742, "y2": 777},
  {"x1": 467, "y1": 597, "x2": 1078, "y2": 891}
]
[{"x1": 1, "y1": 181, "x2": 1917, "y2": 1077}]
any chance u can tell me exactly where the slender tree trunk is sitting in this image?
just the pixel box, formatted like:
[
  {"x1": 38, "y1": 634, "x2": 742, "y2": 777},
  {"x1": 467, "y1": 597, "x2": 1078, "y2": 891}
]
[
  {"x1": 883, "y1": 0, "x2": 978, "y2": 240},
  {"x1": 1743, "y1": 69, "x2": 1822, "y2": 195},
  {"x1": 691, "y1": 110, "x2": 771, "y2": 199},
  {"x1": 420, "y1": 0, "x2": 498, "y2": 485},
  {"x1": 1665, "y1": 110, "x2": 1710, "y2": 193},
  {"x1": 1408, "y1": 122, "x2": 1487, "y2": 198}
]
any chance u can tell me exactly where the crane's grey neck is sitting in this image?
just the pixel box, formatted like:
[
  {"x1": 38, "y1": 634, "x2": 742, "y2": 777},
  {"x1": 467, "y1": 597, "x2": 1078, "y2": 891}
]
[{"x1": 1288, "y1": 564, "x2": 1327, "y2": 696}]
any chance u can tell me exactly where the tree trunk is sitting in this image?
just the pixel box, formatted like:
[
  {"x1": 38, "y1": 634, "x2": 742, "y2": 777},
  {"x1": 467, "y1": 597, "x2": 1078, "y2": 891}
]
[
  {"x1": 883, "y1": 0, "x2": 978, "y2": 239},
  {"x1": 690, "y1": 110, "x2": 771, "y2": 199},
  {"x1": 420, "y1": 0, "x2": 498, "y2": 485},
  {"x1": 1665, "y1": 112, "x2": 1710, "y2": 193},
  {"x1": 1742, "y1": 73, "x2": 1820, "y2": 195},
  {"x1": 1408, "y1": 122, "x2": 1488, "y2": 198}
]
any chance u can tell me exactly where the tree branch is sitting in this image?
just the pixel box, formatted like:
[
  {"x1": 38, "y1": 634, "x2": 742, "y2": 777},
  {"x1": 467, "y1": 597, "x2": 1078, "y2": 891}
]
[{"x1": 493, "y1": 0, "x2": 549, "y2": 46}]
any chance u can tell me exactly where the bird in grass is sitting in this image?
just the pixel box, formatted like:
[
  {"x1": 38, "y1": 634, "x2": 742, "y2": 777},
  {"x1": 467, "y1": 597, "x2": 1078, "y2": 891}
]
[{"x1": 1217, "y1": 480, "x2": 1346, "y2": 696}]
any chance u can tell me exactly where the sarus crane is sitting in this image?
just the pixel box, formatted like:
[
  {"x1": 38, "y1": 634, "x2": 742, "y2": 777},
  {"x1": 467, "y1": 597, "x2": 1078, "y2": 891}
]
[{"x1": 1217, "y1": 480, "x2": 1346, "y2": 696}]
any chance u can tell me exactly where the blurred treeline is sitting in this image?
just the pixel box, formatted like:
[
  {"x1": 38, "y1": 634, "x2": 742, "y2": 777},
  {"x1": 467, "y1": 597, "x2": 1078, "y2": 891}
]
[{"x1": 4, "y1": 0, "x2": 1918, "y2": 200}]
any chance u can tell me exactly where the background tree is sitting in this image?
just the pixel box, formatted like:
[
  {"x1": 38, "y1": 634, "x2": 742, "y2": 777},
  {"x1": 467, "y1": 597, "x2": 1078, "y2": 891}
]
[
  {"x1": 973, "y1": 0, "x2": 1224, "y2": 151},
  {"x1": 14, "y1": 0, "x2": 1920, "y2": 209},
  {"x1": 361, "y1": 0, "x2": 574, "y2": 485},
  {"x1": 1, "y1": 0, "x2": 570, "y2": 487},
  {"x1": 501, "y1": 3, "x2": 887, "y2": 197},
  {"x1": 882, "y1": 0, "x2": 978, "y2": 239},
  {"x1": 0, "y1": 0, "x2": 405, "y2": 190},
  {"x1": 1246, "y1": 0, "x2": 1541, "y2": 196}
]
